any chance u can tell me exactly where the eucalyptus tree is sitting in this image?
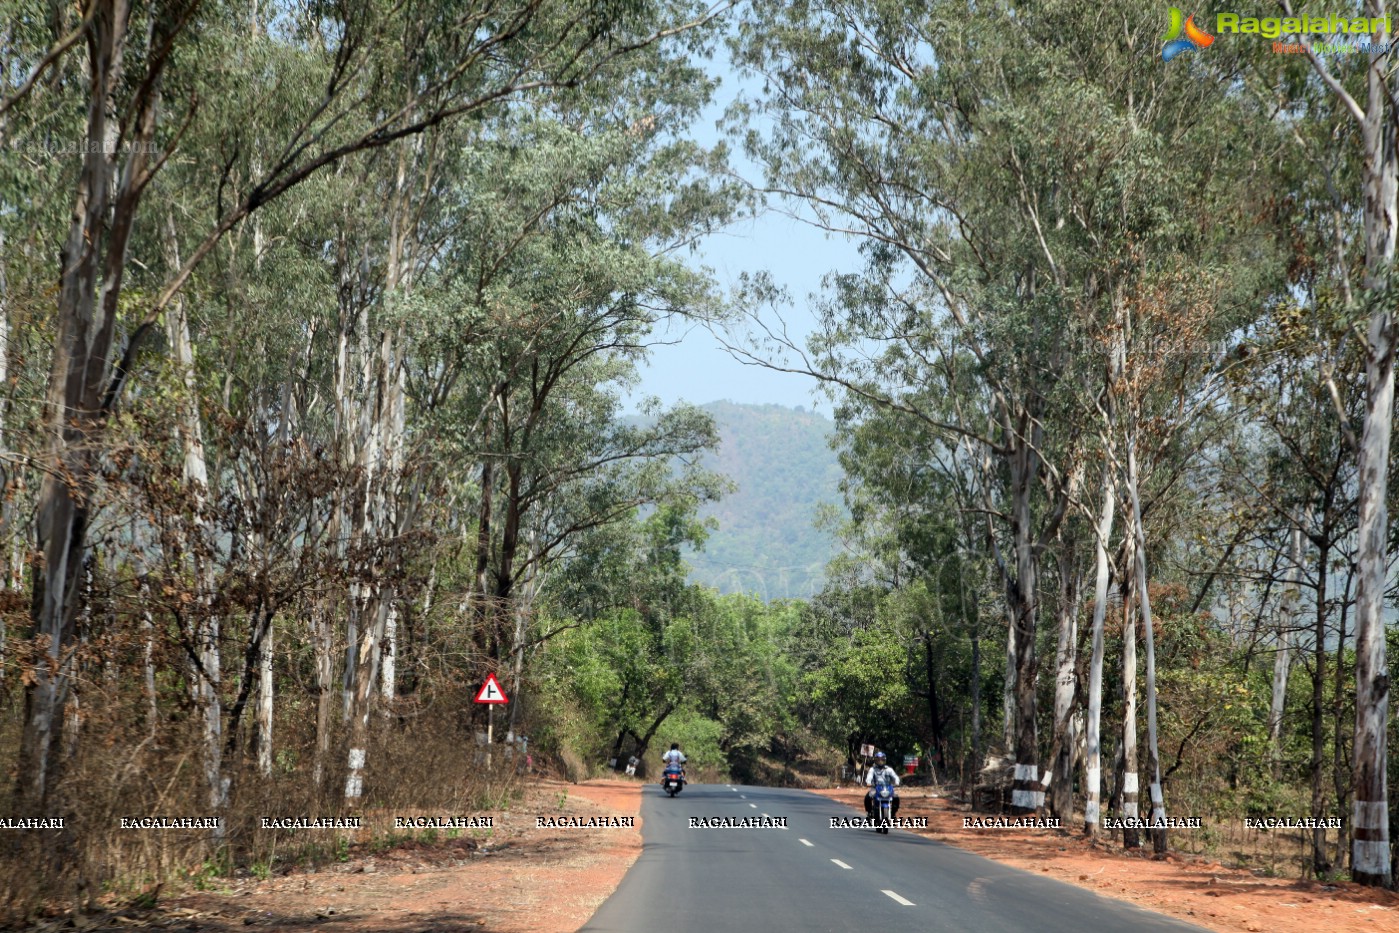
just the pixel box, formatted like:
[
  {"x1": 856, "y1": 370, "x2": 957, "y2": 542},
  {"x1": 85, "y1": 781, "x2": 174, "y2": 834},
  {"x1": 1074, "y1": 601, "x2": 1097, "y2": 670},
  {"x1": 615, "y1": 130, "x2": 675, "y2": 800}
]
[
  {"x1": 730, "y1": 0, "x2": 1284, "y2": 824},
  {"x1": 1270, "y1": 0, "x2": 1397, "y2": 886},
  {"x1": 1221, "y1": 294, "x2": 1363, "y2": 873},
  {"x1": 1, "y1": 0, "x2": 739, "y2": 814},
  {"x1": 420, "y1": 48, "x2": 741, "y2": 670},
  {"x1": 1234, "y1": 12, "x2": 1399, "y2": 875}
]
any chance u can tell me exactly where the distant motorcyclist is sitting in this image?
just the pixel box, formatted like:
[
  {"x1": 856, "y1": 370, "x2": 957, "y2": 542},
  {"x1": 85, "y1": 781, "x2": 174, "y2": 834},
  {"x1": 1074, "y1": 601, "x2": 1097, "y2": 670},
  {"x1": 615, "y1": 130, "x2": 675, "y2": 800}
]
[
  {"x1": 661, "y1": 743, "x2": 687, "y2": 783},
  {"x1": 863, "y1": 751, "x2": 901, "y2": 819}
]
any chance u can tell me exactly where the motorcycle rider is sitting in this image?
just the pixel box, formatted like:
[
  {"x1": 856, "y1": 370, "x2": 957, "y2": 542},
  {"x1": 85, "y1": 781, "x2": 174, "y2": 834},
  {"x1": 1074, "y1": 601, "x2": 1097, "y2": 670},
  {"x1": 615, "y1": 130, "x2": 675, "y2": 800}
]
[
  {"x1": 863, "y1": 751, "x2": 901, "y2": 819},
  {"x1": 661, "y1": 743, "x2": 687, "y2": 785}
]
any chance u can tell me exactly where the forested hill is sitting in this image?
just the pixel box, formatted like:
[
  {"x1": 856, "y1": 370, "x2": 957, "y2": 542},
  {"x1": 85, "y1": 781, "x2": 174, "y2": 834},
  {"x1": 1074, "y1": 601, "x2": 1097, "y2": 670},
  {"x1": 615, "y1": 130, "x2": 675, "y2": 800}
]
[{"x1": 687, "y1": 401, "x2": 842, "y2": 600}]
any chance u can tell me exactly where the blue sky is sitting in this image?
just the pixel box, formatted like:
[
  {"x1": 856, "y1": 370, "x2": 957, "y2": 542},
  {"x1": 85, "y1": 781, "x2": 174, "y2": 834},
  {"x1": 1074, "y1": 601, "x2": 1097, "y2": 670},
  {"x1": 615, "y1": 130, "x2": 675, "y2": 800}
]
[{"x1": 623, "y1": 48, "x2": 861, "y2": 417}]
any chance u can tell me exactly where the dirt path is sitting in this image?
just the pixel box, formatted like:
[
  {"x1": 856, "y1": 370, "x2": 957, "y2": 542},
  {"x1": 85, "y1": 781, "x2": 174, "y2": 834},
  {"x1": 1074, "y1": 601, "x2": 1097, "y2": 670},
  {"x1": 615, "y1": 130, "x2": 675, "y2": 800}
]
[
  {"x1": 34, "y1": 779, "x2": 643, "y2": 933},
  {"x1": 811, "y1": 787, "x2": 1399, "y2": 933}
]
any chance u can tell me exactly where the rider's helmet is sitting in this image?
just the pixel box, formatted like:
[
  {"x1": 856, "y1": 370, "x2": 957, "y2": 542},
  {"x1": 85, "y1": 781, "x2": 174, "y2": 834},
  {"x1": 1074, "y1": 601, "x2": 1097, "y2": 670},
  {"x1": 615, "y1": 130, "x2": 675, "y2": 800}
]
[{"x1": 874, "y1": 751, "x2": 886, "y2": 762}]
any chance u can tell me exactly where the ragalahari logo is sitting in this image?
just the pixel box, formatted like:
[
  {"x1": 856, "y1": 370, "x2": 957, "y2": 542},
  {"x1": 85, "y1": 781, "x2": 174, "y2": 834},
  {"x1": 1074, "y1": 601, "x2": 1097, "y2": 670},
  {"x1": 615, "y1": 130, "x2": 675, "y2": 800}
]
[{"x1": 1162, "y1": 7, "x2": 1215, "y2": 61}]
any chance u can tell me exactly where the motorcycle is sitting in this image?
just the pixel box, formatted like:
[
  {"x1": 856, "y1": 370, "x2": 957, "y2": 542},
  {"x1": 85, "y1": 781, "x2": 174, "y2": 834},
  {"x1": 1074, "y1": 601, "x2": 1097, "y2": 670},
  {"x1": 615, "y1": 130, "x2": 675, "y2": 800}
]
[
  {"x1": 872, "y1": 783, "x2": 896, "y2": 833},
  {"x1": 662, "y1": 764, "x2": 685, "y2": 797}
]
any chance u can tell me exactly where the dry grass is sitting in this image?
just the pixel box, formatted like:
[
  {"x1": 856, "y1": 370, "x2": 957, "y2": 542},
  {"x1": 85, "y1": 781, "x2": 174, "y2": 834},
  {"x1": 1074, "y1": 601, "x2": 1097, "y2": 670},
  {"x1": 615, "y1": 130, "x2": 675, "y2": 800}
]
[{"x1": 0, "y1": 689, "x2": 524, "y2": 924}]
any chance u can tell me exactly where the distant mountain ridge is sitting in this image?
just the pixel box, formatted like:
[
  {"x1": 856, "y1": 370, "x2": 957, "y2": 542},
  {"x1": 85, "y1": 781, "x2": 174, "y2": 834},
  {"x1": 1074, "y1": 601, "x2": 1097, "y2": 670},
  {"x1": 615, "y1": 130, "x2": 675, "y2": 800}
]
[{"x1": 686, "y1": 401, "x2": 841, "y2": 600}]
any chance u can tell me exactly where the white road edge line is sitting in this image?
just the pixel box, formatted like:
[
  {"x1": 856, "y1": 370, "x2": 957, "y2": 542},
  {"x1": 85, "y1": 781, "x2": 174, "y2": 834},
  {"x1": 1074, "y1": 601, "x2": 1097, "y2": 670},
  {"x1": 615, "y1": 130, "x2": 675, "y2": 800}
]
[
  {"x1": 882, "y1": 890, "x2": 915, "y2": 906},
  {"x1": 831, "y1": 859, "x2": 853, "y2": 870},
  {"x1": 799, "y1": 838, "x2": 814, "y2": 847}
]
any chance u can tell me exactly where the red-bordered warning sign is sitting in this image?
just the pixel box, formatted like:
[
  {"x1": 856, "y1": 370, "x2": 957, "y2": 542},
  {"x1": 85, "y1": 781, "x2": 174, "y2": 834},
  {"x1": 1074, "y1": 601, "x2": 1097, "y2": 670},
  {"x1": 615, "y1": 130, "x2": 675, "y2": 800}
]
[{"x1": 474, "y1": 673, "x2": 509, "y2": 704}]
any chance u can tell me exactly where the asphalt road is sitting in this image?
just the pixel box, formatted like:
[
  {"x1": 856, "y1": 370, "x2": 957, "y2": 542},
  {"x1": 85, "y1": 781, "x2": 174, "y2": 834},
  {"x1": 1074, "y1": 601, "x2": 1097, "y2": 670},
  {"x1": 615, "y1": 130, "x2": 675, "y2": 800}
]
[{"x1": 582, "y1": 782, "x2": 1208, "y2": 933}]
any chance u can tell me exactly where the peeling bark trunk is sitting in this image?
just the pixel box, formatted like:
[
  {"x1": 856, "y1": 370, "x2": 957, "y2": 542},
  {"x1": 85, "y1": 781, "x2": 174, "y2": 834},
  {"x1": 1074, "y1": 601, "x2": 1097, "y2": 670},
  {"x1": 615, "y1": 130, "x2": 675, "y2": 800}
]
[
  {"x1": 1007, "y1": 430, "x2": 1045, "y2": 814},
  {"x1": 257, "y1": 616, "x2": 274, "y2": 776},
  {"x1": 381, "y1": 602, "x2": 397, "y2": 709},
  {"x1": 1084, "y1": 465, "x2": 1116, "y2": 836},
  {"x1": 344, "y1": 590, "x2": 388, "y2": 804},
  {"x1": 1118, "y1": 529, "x2": 1140, "y2": 850},
  {"x1": 1351, "y1": 172, "x2": 1396, "y2": 886},
  {"x1": 506, "y1": 529, "x2": 541, "y2": 738},
  {"x1": 24, "y1": 0, "x2": 168, "y2": 810},
  {"x1": 1300, "y1": 8, "x2": 1398, "y2": 888},
  {"x1": 164, "y1": 217, "x2": 226, "y2": 828},
  {"x1": 1002, "y1": 598, "x2": 1016, "y2": 752},
  {"x1": 312, "y1": 604, "x2": 334, "y2": 788},
  {"x1": 1048, "y1": 534, "x2": 1082, "y2": 820},
  {"x1": 1125, "y1": 435, "x2": 1166, "y2": 855},
  {"x1": 343, "y1": 316, "x2": 407, "y2": 800}
]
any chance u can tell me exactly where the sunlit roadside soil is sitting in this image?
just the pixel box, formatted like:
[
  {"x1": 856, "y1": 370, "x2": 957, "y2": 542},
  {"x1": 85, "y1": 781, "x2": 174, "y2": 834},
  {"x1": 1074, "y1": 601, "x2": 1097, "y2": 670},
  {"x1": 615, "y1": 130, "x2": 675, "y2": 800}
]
[{"x1": 26, "y1": 778, "x2": 642, "y2": 933}]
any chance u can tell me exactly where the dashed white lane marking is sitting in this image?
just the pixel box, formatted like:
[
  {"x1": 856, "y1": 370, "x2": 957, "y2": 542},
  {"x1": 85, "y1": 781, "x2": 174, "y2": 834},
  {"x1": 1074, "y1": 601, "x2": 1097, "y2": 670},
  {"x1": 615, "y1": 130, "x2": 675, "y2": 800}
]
[
  {"x1": 749, "y1": 803, "x2": 758, "y2": 808},
  {"x1": 762, "y1": 813, "x2": 770, "y2": 818},
  {"x1": 831, "y1": 859, "x2": 853, "y2": 870},
  {"x1": 882, "y1": 890, "x2": 915, "y2": 906},
  {"x1": 740, "y1": 794, "x2": 746, "y2": 798},
  {"x1": 800, "y1": 838, "x2": 814, "y2": 847}
]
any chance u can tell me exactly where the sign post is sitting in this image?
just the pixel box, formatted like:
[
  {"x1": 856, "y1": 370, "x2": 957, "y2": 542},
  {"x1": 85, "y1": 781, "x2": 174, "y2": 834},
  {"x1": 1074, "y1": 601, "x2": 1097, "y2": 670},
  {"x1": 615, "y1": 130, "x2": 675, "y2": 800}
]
[
  {"x1": 858, "y1": 743, "x2": 875, "y2": 784},
  {"x1": 474, "y1": 674, "x2": 509, "y2": 768}
]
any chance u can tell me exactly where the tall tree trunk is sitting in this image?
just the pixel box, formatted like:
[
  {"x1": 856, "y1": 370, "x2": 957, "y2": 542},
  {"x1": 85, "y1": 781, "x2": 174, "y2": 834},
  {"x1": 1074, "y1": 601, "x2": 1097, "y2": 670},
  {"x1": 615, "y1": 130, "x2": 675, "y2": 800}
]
[
  {"x1": 1084, "y1": 465, "x2": 1116, "y2": 836},
  {"x1": 344, "y1": 590, "x2": 388, "y2": 804},
  {"x1": 1048, "y1": 535, "x2": 1081, "y2": 820},
  {"x1": 23, "y1": 0, "x2": 156, "y2": 810},
  {"x1": 164, "y1": 215, "x2": 226, "y2": 826},
  {"x1": 1350, "y1": 236, "x2": 1396, "y2": 884},
  {"x1": 257, "y1": 616, "x2": 274, "y2": 777},
  {"x1": 1334, "y1": 556, "x2": 1357, "y2": 870},
  {"x1": 506, "y1": 530, "x2": 541, "y2": 738},
  {"x1": 1125, "y1": 434, "x2": 1167, "y2": 855},
  {"x1": 1310, "y1": 501, "x2": 1333, "y2": 877},
  {"x1": 1269, "y1": 526, "x2": 1304, "y2": 775},
  {"x1": 969, "y1": 621, "x2": 982, "y2": 780},
  {"x1": 343, "y1": 321, "x2": 405, "y2": 801},
  {"x1": 1002, "y1": 598, "x2": 1016, "y2": 752},
  {"x1": 312, "y1": 604, "x2": 334, "y2": 788},
  {"x1": 1007, "y1": 431, "x2": 1045, "y2": 814},
  {"x1": 0, "y1": 226, "x2": 8, "y2": 681},
  {"x1": 922, "y1": 629, "x2": 945, "y2": 776},
  {"x1": 1299, "y1": 3, "x2": 1398, "y2": 887},
  {"x1": 473, "y1": 395, "x2": 498, "y2": 659},
  {"x1": 381, "y1": 602, "x2": 397, "y2": 709},
  {"x1": 1118, "y1": 529, "x2": 1140, "y2": 850}
]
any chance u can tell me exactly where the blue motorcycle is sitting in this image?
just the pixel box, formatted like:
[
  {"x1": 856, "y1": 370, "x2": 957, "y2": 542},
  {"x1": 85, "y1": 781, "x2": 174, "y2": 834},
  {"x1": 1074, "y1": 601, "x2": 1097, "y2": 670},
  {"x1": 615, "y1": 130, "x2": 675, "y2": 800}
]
[{"x1": 872, "y1": 783, "x2": 896, "y2": 833}]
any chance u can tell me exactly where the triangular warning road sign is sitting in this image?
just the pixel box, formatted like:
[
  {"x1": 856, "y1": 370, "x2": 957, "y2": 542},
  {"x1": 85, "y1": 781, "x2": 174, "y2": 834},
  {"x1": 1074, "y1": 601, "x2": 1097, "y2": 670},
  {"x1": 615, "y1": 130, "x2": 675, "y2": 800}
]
[{"x1": 474, "y1": 673, "x2": 509, "y2": 704}]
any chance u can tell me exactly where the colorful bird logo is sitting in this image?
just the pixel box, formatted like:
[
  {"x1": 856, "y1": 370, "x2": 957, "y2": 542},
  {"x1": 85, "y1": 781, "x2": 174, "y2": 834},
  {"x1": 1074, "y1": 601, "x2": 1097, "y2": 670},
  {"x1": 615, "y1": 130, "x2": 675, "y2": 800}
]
[{"x1": 1161, "y1": 7, "x2": 1215, "y2": 61}]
